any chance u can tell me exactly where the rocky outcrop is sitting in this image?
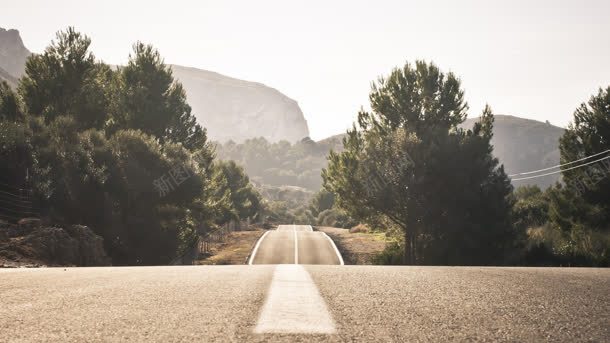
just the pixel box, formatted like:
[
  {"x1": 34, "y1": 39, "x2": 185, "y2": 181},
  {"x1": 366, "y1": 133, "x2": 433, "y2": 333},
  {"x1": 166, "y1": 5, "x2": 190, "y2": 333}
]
[
  {"x1": 0, "y1": 28, "x2": 30, "y2": 79},
  {"x1": 170, "y1": 65, "x2": 310, "y2": 143},
  {"x1": 0, "y1": 221, "x2": 110, "y2": 267}
]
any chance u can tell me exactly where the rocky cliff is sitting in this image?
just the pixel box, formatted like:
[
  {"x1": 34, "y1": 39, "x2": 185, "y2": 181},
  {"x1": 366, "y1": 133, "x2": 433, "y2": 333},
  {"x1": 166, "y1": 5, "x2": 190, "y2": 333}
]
[
  {"x1": 170, "y1": 65, "x2": 309, "y2": 143},
  {"x1": 0, "y1": 28, "x2": 30, "y2": 80}
]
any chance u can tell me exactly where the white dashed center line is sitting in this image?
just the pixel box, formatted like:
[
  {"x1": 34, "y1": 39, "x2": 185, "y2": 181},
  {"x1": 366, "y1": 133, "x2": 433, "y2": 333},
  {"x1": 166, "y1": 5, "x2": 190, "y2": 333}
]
[
  {"x1": 293, "y1": 225, "x2": 298, "y2": 264},
  {"x1": 254, "y1": 265, "x2": 336, "y2": 334}
]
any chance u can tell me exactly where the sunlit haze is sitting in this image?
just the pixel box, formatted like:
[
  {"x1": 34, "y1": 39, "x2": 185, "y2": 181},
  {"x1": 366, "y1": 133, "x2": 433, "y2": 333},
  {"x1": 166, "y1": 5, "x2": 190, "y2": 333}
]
[{"x1": 2, "y1": 0, "x2": 609, "y2": 139}]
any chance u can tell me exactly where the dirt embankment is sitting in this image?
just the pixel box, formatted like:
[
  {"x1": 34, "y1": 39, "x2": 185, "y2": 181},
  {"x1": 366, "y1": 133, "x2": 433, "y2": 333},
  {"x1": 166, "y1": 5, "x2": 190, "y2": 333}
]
[
  {"x1": 196, "y1": 229, "x2": 266, "y2": 265},
  {"x1": 315, "y1": 226, "x2": 389, "y2": 264},
  {"x1": 0, "y1": 220, "x2": 110, "y2": 267}
]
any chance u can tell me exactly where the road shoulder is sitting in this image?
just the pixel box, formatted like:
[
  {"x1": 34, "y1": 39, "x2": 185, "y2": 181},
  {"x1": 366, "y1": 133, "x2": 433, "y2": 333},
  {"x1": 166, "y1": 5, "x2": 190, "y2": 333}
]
[{"x1": 314, "y1": 226, "x2": 388, "y2": 265}]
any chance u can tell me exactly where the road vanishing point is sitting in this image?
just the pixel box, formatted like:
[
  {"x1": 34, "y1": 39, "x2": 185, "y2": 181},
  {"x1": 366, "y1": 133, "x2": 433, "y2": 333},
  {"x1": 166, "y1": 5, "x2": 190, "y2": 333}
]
[{"x1": 1, "y1": 224, "x2": 609, "y2": 342}]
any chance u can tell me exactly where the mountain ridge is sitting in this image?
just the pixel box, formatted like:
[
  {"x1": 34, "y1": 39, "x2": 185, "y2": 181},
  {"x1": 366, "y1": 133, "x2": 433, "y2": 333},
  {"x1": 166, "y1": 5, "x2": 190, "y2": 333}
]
[
  {"x1": 170, "y1": 64, "x2": 309, "y2": 143},
  {"x1": 0, "y1": 27, "x2": 310, "y2": 143}
]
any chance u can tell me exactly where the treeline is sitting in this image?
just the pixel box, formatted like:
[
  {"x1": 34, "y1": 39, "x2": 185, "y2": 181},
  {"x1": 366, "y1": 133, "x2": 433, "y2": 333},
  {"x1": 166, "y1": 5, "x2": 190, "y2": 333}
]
[
  {"x1": 0, "y1": 28, "x2": 261, "y2": 265},
  {"x1": 322, "y1": 60, "x2": 609, "y2": 266},
  {"x1": 512, "y1": 87, "x2": 610, "y2": 266},
  {"x1": 215, "y1": 136, "x2": 342, "y2": 191}
]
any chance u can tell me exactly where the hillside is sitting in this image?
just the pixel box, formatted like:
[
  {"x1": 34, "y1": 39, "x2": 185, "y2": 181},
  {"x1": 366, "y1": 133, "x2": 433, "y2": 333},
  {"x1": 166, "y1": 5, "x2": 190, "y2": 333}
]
[
  {"x1": 0, "y1": 67, "x2": 18, "y2": 88},
  {"x1": 215, "y1": 137, "x2": 330, "y2": 191},
  {"x1": 0, "y1": 27, "x2": 310, "y2": 143},
  {"x1": 461, "y1": 115, "x2": 564, "y2": 189}
]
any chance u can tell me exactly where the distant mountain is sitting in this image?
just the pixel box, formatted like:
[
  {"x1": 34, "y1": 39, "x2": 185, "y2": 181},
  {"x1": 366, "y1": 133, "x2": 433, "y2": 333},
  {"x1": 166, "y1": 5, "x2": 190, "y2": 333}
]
[
  {"x1": 0, "y1": 27, "x2": 310, "y2": 143},
  {"x1": 170, "y1": 65, "x2": 309, "y2": 143}
]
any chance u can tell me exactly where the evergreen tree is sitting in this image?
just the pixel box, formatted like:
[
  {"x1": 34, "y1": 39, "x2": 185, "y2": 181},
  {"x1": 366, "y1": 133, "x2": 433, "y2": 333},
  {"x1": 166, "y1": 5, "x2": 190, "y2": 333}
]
[
  {"x1": 19, "y1": 27, "x2": 113, "y2": 129},
  {"x1": 116, "y1": 43, "x2": 206, "y2": 151},
  {"x1": 548, "y1": 86, "x2": 610, "y2": 265},
  {"x1": 0, "y1": 81, "x2": 30, "y2": 186},
  {"x1": 559, "y1": 86, "x2": 610, "y2": 212},
  {"x1": 0, "y1": 81, "x2": 24, "y2": 122},
  {"x1": 214, "y1": 160, "x2": 261, "y2": 220},
  {"x1": 323, "y1": 61, "x2": 514, "y2": 265}
]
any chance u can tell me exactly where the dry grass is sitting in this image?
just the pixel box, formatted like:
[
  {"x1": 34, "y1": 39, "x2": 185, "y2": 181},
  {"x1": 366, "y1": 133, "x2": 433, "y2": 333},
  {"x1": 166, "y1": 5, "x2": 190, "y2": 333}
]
[
  {"x1": 315, "y1": 226, "x2": 389, "y2": 265},
  {"x1": 349, "y1": 223, "x2": 370, "y2": 233},
  {"x1": 195, "y1": 229, "x2": 266, "y2": 265}
]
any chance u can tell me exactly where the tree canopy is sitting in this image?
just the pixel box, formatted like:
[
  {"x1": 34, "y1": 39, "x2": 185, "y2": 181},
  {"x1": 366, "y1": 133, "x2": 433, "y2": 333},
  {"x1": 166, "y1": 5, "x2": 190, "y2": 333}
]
[
  {"x1": 115, "y1": 42, "x2": 207, "y2": 151},
  {"x1": 0, "y1": 27, "x2": 261, "y2": 265},
  {"x1": 323, "y1": 61, "x2": 514, "y2": 265},
  {"x1": 19, "y1": 28, "x2": 113, "y2": 130}
]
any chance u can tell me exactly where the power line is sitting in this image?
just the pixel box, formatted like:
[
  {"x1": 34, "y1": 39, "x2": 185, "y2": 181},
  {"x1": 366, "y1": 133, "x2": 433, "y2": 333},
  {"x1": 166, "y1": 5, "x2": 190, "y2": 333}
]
[
  {"x1": 512, "y1": 154, "x2": 610, "y2": 181},
  {"x1": 508, "y1": 149, "x2": 610, "y2": 177},
  {"x1": 0, "y1": 189, "x2": 31, "y2": 200}
]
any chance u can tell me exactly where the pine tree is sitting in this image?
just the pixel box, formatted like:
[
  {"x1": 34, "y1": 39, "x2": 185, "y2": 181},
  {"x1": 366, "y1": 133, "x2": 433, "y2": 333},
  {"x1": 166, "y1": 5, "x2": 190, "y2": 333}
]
[
  {"x1": 19, "y1": 27, "x2": 112, "y2": 129},
  {"x1": 323, "y1": 61, "x2": 514, "y2": 265},
  {"x1": 116, "y1": 43, "x2": 207, "y2": 151},
  {"x1": 548, "y1": 86, "x2": 610, "y2": 265}
]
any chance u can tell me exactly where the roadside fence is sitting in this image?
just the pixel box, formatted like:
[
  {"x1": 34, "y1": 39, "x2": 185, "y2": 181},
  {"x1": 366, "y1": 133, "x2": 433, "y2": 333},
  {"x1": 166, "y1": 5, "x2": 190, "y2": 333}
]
[
  {"x1": 0, "y1": 181, "x2": 39, "y2": 224},
  {"x1": 170, "y1": 218, "x2": 251, "y2": 265}
]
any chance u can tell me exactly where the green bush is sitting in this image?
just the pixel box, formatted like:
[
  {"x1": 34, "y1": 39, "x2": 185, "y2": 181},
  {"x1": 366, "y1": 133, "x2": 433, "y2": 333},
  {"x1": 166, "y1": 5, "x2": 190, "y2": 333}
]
[
  {"x1": 521, "y1": 224, "x2": 609, "y2": 266},
  {"x1": 372, "y1": 242, "x2": 404, "y2": 265},
  {"x1": 317, "y1": 208, "x2": 357, "y2": 228}
]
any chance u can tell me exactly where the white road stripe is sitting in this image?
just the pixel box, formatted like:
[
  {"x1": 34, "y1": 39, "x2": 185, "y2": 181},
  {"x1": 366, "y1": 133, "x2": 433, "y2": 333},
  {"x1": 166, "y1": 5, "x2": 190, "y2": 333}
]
[
  {"x1": 307, "y1": 225, "x2": 314, "y2": 232},
  {"x1": 248, "y1": 230, "x2": 271, "y2": 265},
  {"x1": 293, "y1": 226, "x2": 298, "y2": 264},
  {"x1": 254, "y1": 265, "x2": 336, "y2": 334},
  {"x1": 322, "y1": 232, "x2": 345, "y2": 265}
]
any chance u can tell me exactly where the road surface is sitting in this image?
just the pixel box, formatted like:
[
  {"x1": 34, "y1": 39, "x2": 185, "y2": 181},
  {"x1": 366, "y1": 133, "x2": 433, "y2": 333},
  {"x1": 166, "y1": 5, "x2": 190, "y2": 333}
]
[
  {"x1": 249, "y1": 225, "x2": 343, "y2": 265},
  {"x1": 1, "y1": 226, "x2": 609, "y2": 342}
]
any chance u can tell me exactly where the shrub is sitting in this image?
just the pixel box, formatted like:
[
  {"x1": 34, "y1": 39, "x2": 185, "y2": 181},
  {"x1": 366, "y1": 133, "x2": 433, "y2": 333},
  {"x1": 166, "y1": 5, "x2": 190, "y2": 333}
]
[{"x1": 317, "y1": 208, "x2": 356, "y2": 228}]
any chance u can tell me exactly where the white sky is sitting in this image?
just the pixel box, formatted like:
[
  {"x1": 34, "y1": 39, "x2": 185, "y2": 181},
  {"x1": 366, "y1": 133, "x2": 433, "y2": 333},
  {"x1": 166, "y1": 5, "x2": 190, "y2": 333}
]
[{"x1": 2, "y1": 0, "x2": 609, "y2": 140}]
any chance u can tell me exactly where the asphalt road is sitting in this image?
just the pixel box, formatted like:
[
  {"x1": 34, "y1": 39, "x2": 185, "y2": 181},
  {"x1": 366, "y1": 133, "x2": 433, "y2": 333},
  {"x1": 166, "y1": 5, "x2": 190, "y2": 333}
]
[
  {"x1": 249, "y1": 225, "x2": 343, "y2": 265},
  {"x1": 1, "y1": 266, "x2": 608, "y2": 342},
  {"x1": 1, "y1": 226, "x2": 608, "y2": 341}
]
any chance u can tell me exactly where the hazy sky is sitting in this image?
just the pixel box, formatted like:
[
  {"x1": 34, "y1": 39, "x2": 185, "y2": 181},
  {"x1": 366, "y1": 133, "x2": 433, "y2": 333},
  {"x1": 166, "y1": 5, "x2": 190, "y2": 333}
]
[{"x1": 2, "y1": 0, "x2": 609, "y2": 139}]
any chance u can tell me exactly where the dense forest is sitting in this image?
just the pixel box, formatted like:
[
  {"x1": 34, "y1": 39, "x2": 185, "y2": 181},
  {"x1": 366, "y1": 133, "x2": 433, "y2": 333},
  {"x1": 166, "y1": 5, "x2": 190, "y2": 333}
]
[
  {"x1": 215, "y1": 136, "x2": 342, "y2": 191},
  {"x1": 0, "y1": 28, "x2": 261, "y2": 265}
]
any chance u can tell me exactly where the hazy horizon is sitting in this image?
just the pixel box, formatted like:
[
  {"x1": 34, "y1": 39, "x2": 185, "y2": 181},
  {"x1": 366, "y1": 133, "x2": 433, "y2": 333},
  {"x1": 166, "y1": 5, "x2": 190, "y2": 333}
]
[{"x1": 2, "y1": 0, "x2": 609, "y2": 140}]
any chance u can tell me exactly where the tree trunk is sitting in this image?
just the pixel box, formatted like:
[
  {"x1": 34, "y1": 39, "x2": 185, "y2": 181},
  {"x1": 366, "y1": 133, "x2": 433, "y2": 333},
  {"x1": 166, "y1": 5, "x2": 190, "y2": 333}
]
[
  {"x1": 411, "y1": 233, "x2": 419, "y2": 265},
  {"x1": 404, "y1": 230, "x2": 414, "y2": 265}
]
